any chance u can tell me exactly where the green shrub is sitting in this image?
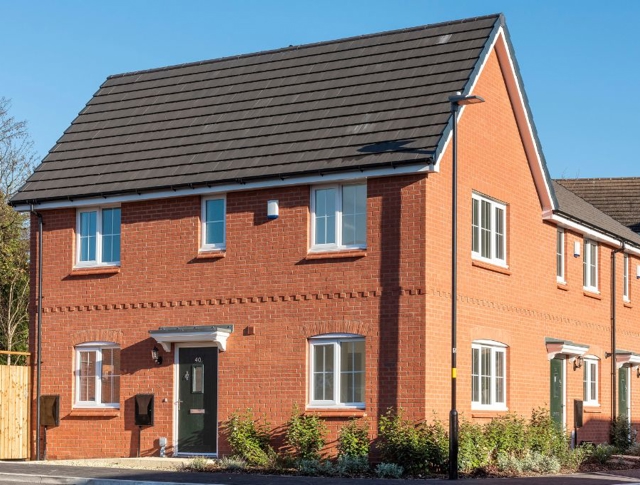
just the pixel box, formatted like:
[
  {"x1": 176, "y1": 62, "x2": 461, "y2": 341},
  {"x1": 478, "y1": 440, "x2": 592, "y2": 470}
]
[
  {"x1": 376, "y1": 408, "x2": 448, "y2": 475},
  {"x1": 224, "y1": 409, "x2": 274, "y2": 466},
  {"x1": 375, "y1": 462, "x2": 404, "y2": 478},
  {"x1": 286, "y1": 406, "x2": 327, "y2": 460},
  {"x1": 563, "y1": 443, "x2": 593, "y2": 471},
  {"x1": 526, "y1": 408, "x2": 568, "y2": 457},
  {"x1": 590, "y1": 443, "x2": 615, "y2": 464},
  {"x1": 611, "y1": 417, "x2": 634, "y2": 451},
  {"x1": 297, "y1": 458, "x2": 336, "y2": 476},
  {"x1": 337, "y1": 419, "x2": 370, "y2": 458},
  {"x1": 336, "y1": 455, "x2": 369, "y2": 476},
  {"x1": 484, "y1": 413, "x2": 528, "y2": 459},
  {"x1": 187, "y1": 456, "x2": 210, "y2": 471},
  {"x1": 496, "y1": 450, "x2": 561, "y2": 475},
  {"x1": 218, "y1": 456, "x2": 247, "y2": 470},
  {"x1": 458, "y1": 419, "x2": 489, "y2": 472}
]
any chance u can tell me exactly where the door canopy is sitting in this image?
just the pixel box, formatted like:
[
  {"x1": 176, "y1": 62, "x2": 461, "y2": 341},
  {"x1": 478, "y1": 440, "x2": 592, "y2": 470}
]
[{"x1": 149, "y1": 325, "x2": 234, "y2": 352}]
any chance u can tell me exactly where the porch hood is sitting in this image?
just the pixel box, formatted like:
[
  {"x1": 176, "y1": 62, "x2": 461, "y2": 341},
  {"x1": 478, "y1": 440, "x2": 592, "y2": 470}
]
[{"x1": 149, "y1": 325, "x2": 234, "y2": 352}]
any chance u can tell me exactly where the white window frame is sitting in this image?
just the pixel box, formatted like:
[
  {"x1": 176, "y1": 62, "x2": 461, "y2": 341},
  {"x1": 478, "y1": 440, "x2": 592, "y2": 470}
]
[
  {"x1": 471, "y1": 340, "x2": 507, "y2": 411},
  {"x1": 310, "y1": 183, "x2": 367, "y2": 252},
  {"x1": 583, "y1": 239, "x2": 598, "y2": 292},
  {"x1": 624, "y1": 253, "x2": 630, "y2": 302},
  {"x1": 583, "y1": 356, "x2": 599, "y2": 406},
  {"x1": 556, "y1": 229, "x2": 565, "y2": 283},
  {"x1": 76, "y1": 206, "x2": 121, "y2": 267},
  {"x1": 201, "y1": 196, "x2": 226, "y2": 251},
  {"x1": 308, "y1": 334, "x2": 365, "y2": 409},
  {"x1": 471, "y1": 193, "x2": 507, "y2": 266},
  {"x1": 74, "y1": 342, "x2": 120, "y2": 409}
]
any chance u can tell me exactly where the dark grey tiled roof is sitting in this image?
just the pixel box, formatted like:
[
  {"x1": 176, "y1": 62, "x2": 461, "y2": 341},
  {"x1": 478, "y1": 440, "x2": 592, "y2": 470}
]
[
  {"x1": 11, "y1": 14, "x2": 501, "y2": 204},
  {"x1": 556, "y1": 178, "x2": 640, "y2": 234},
  {"x1": 552, "y1": 181, "x2": 640, "y2": 246}
]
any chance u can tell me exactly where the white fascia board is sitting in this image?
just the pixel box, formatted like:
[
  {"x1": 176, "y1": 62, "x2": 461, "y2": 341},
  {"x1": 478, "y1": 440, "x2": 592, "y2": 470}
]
[
  {"x1": 13, "y1": 163, "x2": 435, "y2": 212},
  {"x1": 544, "y1": 212, "x2": 640, "y2": 256}
]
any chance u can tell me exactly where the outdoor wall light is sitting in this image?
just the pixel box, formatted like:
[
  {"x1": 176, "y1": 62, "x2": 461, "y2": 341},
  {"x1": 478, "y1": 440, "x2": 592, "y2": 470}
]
[
  {"x1": 573, "y1": 241, "x2": 581, "y2": 258},
  {"x1": 573, "y1": 356, "x2": 583, "y2": 371},
  {"x1": 152, "y1": 346, "x2": 163, "y2": 365}
]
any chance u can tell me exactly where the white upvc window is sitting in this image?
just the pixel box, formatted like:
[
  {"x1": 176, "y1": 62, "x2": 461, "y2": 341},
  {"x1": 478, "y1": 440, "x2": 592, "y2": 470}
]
[
  {"x1": 309, "y1": 334, "x2": 365, "y2": 408},
  {"x1": 471, "y1": 340, "x2": 507, "y2": 410},
  {"x1": 310, "y1": 183, "x2": 366, "y2": 251},
  {"x1": 201, "y1": 196, "x2": 226, "y2": 250},
  {"x1": 74, "y1": 342, "x2": 120, "y2": 408},
  {"x1": 471, "y1": 193, "x2": 507, "y2": 266},
  {"x1": 76, "y1": 207, "x2": 121, "y2": 266},
  {"x1": 556, "y1": 229, "x2": 565, "y2": 283},
  {"x1": 583, "y1": 356, "x2": 599, "y2": 406},
  {"x1": 624, "y1": 254, "x2": 630, "y2": 302},
  {"x1": 583, "y1": 239, "x2": 598, "y2": 292}
]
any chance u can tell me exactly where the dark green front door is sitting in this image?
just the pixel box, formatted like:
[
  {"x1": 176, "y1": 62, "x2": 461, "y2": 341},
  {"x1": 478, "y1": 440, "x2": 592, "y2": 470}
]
[
  {"x1": 550, "y1": 358, "x2": 564, "y2": 427},
  {"x1": 619, "y1": 367, "x2": 630, "y2": 420},
  {"x1": 178, "y1": 347, "x2": 218, "y2": 454}
]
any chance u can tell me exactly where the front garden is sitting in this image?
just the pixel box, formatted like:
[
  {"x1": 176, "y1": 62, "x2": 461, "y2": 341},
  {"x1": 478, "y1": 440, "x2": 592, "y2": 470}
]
[{"x1": 185, "y1": 407, "x2": 640, "y2": 479}]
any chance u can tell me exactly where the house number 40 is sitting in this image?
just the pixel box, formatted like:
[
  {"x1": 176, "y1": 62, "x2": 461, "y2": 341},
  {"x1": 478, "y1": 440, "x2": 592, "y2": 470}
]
[{"x1": 194, "y1": 357, "x2": 202, "y2": 363}]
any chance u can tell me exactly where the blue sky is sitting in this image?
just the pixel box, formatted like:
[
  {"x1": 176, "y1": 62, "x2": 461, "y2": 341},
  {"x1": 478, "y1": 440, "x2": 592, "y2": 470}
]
[{"x1": 1, "y1": 0, "x2": 638, "y2": 179}]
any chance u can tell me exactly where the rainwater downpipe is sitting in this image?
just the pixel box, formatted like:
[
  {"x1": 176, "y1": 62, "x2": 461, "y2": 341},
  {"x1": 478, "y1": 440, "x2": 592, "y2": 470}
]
[
  {"x1": 611, "y1": 243, "x2": 625, "y2": 424},
  {"x1": 30, "y1": 205, "x2": 43, "y2": 460}
]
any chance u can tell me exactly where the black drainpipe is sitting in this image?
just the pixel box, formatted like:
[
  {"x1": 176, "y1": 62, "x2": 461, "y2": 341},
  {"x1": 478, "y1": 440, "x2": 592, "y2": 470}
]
[
  {"x1": 611, "y1": 243, "x2": 625, "y2": 424},
  {"x1": 30, "y1": 206, "x2": 43, "y2": 460}
]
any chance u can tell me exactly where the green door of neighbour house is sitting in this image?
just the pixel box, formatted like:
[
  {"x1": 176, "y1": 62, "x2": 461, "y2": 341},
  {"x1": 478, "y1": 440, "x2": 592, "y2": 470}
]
[
  {"x1": 177, "y1": 347, "x2": 218, "y2": 454},
  {"x1": 619, "y1": 367, "x2": 630, "y2": 420},
  {"x1": 550, "y1": 358, "x2": 564, "y2": 427}
]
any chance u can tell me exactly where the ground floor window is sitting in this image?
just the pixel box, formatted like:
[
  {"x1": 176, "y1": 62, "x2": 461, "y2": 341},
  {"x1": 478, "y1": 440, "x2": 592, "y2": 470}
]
[
  {"x1": 471, "y1": 340, "x2": 507, "y2": 410},
  {"x1": 309, "y1": 334, "x2": 365, "y2": 408},
  {"x1": 583, "y1": 356, "x2": 599, "y2": 406},
  {"x1": 75, "y1": 342, "x2": 121, "y2": 408}
]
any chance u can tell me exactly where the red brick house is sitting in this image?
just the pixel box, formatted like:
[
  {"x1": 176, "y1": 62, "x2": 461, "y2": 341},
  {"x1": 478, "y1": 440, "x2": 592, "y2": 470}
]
[{"x1": 10, "y1": 14, "x2": 640, "y2": 459}]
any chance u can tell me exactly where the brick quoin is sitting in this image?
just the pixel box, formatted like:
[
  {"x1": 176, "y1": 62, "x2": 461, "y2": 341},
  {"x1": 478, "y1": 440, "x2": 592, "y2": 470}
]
[{"x1": 27, "y1": 46, "x2": 639, "y2": 459}]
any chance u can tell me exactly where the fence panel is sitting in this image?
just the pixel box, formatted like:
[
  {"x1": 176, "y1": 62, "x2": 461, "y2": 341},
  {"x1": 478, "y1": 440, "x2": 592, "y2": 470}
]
[{"x1": 0, "y1": 352, "x2": 30, "y2": 460}]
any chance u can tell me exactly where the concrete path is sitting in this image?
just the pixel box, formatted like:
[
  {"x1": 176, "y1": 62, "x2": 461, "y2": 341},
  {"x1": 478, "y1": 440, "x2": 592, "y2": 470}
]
[{"x1": 3, "y1": 460, "x2": 640, "y2": 485}]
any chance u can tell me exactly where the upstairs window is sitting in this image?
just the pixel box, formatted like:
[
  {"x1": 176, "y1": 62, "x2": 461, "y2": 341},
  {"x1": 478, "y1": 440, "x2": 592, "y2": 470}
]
[
  {"x1": 201, "y1": 196, "x2": 226, "y2": 250},
  {"x1": 76, "y1": 207, "x2": 121, "y2": 266},
  {"x1": 472, "y1": 193, "x2": 506, "y2": 266},
  {"x1": 75, "y1": 342, "x2": 120, "y2": 408},
  {"x1": 583, "y1": 356, "x2": 599, "y2": 406},
  {"x1": 311, "y1": 183, "x2": 366, "y2": 251},
  {"x1": 471, "y1": 340, "x2": 507, "y2": 410},
  {"x1": 309, "y1": 334, "x2": 365, "y2": 408},
  {"x1": 556, "y1": 229, "x2": 565, "y2": 283},
  {"x1": 583, "y1": 239, "x2": 598, "y2": 292}
]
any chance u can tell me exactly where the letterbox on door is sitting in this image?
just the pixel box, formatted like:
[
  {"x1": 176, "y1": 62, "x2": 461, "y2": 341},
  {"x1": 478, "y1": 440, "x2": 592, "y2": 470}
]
[
  {"x1": 40, "y1": 395, "x2": 60, "y2": 427},
  {"x1": 134, "y1": 394, "x2": 154, "y2": 426}
]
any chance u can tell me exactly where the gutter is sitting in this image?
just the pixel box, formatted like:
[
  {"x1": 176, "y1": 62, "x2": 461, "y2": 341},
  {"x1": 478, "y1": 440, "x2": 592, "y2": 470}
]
[
  {"x1": 29, "y1": 205, "x2": 43, "y2": 461},
  {"x1": 544, "y1": 211, "x2": 640, "y2": 256}
]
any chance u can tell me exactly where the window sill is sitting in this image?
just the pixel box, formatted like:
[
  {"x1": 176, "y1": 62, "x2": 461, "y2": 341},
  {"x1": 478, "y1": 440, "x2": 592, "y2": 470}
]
[
  {"x1": 583, "y1": 405, "x2": 601, "y2": 414},
  {"x1": 305, "y1": 408, "x2": 366, "y2": 418},
  {"x1": 471, "y1": 259, "x2": 511, "y2": 275},
  {"x1": 69, "y1": 408, "x2": 120, "y2": 418},
  {"x1": 624, "y1": 301, "x2": 633, "y2": 309},
  {"x1": 557, "y1": 283, "x2": 569, "y2": 291},
  {"x1": 471, "y1": 409, "x2": 509, "y2": 419},
  {"x1": 69, "y1": 266, "x2": 120, "y2": 277},
  {"x1": 583, "y1": 290, "x2": 602, "y2": 300},
  {"x1": 305, "y1": 250, "x2": 367, "y2": 260},
  {"x1": 195, "y1": 250, "x2": 226, "y2": 260}
]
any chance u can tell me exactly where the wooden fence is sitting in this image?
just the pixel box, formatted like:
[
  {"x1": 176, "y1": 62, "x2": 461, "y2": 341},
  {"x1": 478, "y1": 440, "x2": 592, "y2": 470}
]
[{"x1": 0, "y1": 351, "x2": 30, "y2": 460}]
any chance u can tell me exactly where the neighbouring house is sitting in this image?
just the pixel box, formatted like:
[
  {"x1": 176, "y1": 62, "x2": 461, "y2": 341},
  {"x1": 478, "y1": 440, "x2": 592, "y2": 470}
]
[
  {"x1": 10, "y1": 13, "x2": 640, "y2": 460},
  {"x1": 557, "y1": 178, "x2": 640, "y2": 235}
]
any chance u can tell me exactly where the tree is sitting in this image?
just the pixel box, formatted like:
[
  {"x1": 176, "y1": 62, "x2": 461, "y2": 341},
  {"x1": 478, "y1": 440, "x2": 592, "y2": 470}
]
[{"x1": 0, "y1": 98, "x2": 36, "y2": 364}]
